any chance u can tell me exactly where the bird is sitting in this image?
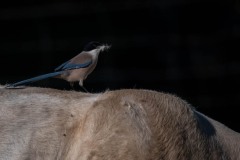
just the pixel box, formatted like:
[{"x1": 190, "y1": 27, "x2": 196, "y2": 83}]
[{"x1": 6, "y1": 41, "x2": 110, "y2": 91}]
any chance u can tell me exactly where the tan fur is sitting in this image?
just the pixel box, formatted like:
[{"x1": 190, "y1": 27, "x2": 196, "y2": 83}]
[{"x1": 0, "y1": 85, "x2": 239, "y2": 160}]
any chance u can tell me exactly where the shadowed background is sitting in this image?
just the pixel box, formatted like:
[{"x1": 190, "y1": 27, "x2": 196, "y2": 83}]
[{"x1": 1, "y1": 0, "x2": 240, "y2": 132}]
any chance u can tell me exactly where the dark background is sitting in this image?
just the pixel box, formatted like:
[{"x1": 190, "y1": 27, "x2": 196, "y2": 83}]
[{"x1": 1, "y1": 0, "x2": 240, "y2": 132}]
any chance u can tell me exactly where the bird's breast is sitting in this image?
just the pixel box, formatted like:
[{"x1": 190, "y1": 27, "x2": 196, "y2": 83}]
[{"x1": 65, "y1": 69, "x2": 86, "y2": 82}]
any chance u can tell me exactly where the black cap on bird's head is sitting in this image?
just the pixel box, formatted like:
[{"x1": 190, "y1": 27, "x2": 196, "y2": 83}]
[{"x1": 83, "y1": 41, "x2": 102, "y2": 51}]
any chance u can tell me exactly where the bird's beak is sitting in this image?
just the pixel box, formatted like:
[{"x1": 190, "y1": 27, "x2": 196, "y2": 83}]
[{"x1": 98, "y1": 44, "x2": 111, "y2": 52}]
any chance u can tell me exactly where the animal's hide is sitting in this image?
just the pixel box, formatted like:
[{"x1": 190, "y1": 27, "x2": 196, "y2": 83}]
[{"x1": 0, "y1": 85, "x2": 239, "y2": 160}]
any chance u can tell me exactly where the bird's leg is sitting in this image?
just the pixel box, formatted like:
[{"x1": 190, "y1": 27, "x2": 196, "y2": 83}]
[
  {"x1": 81, "y1": 86, "x2": 89, "y2": 93},
  {"x1": 79, "y1": 80, "x2": 89, "y2": 92}
]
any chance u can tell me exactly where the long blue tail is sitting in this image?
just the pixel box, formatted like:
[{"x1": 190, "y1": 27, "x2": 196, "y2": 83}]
[{"x1": 7, "y1": 71, "x2": 64, "y2": 87}]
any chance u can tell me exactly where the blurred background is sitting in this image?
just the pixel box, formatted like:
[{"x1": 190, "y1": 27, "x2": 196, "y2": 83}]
[{"x1": 0, "y1": 0, "x2": 239, "y2": 132}]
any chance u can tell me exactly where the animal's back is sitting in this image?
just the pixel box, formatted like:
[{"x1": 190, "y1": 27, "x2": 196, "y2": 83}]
[{"x1": 0, "y1": 85, "x2": 239, "y2": 159}]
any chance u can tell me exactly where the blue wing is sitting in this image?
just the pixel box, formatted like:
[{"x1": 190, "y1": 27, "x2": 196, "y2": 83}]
[
  {"x1": 54, "y1": 60, "x2": 70, "y2": 71},
  {"x1": 55, "y1": 60, "x2": 92, "y2": 71},
  {"x1": 7, "y1": 71, "x2": 64, "y2": 87},
  {"x1": 61, "y1": 60, "x2": 92, "y2": 70}
]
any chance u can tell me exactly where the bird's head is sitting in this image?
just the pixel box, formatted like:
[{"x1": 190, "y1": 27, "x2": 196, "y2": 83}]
[{"x1": 83, "y1": 41, "x2": 111, "y2": 54}]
